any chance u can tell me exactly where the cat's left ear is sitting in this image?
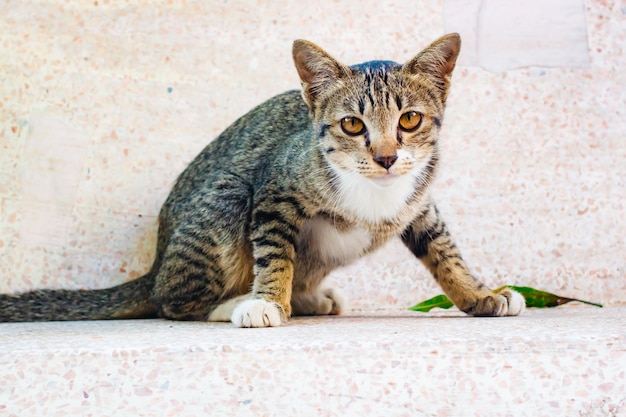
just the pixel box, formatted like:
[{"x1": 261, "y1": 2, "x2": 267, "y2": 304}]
[
  {"x1": 402, "y1": 33, "x2": 461, "y2": 100},
  {"x1": 293, "y1": 40, "x2": 350, "y2": 108}
]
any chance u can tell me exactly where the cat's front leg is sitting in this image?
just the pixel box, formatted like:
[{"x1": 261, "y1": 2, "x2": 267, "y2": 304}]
[
  {"x1": 230, "y1": 196, "x2": 304, "y2": 328},
  {"x1": 401, "y1": 203, "x2": 525, "y2": 316}
]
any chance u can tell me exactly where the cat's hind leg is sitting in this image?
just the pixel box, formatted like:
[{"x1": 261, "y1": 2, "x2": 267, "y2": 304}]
[
  {"x1": 153, "y1": 172, "x2": 255, "y2": 321},
  {"x1": 151, "y1": 227, "x2": 227, "y2": 321}
]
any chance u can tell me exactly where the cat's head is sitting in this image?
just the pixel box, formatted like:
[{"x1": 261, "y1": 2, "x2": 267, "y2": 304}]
[{"x1": 293, "y1": 34, "x2": 460, "y2": 193}]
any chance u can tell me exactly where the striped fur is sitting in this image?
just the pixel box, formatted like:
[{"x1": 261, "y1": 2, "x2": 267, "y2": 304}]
[{"x1": 0, "y1": 34, "x2": 524, "y2": 326}]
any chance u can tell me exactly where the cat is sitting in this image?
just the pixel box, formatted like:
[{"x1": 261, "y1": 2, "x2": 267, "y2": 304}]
[{"x1": 0, "y1": 33, "x2": 525, "y2": 327}]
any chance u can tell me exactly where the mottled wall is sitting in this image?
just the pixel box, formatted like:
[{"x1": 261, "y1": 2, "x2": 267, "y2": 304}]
[{"x1": 1, "y1": 0, "x2": 624, "y2": 309}]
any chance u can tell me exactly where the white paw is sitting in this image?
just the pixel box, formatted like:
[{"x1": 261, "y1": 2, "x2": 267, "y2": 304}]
[
  {"x1": 321, "y1": 288, "x2": 347, "y2": 315},
  {"x1": 502, "y1": 289, "x2": 526, "y2": 316},
  {"x1": 469, "y1": 289, "x2": 526, "y2": 317},
  {"x1": 291, "y1": 288, "x2": 348, "y2": 316},
  {"x1": 231, "y1": 299, "x2": 283, "y2": 328}
]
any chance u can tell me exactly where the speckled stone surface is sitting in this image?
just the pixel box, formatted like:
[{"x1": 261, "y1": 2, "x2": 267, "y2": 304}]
[{"x1": 0, "y1": 306, "x2": 624, "y2": 416}]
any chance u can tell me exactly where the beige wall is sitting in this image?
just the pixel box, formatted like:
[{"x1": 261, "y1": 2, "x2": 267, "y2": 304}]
[{"x1": 1, "y1": 0, "x2": 624, "y2": 309}]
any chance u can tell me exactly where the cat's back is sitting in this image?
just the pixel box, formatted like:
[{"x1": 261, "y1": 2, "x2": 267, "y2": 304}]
[
  {"x1": 194, "y1": 90, "x2": 310, "y2": 174},
  {"x1": 169, "y1": 90, "x2": 312, "y2": 199}
]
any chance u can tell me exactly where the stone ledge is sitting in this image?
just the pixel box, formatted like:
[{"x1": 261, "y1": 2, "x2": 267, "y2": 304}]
[{"x1": 0, "y1": 306, "x2": 624, "y2": 416}]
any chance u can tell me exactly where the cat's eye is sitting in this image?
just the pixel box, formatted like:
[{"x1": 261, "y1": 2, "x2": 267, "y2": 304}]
[
  {"x1": 340, "y1": 117, "x2": 366, "y2": 136},
  {"x1": 398, "y1": 111, "x2": 423, "y2": 132}
]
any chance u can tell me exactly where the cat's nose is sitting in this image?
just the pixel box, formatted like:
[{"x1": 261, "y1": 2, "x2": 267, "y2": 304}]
[{"x1": 374, "y1": 155, "x2": 398, "y2": 170}]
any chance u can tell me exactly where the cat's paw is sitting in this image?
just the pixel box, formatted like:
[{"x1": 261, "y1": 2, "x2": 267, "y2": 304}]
[
  {"x1": 498, "y1": 288, "x2": 526, "y2": 316},
  {"x1": 322, "y1": 288, "x2": 347, "y2": 315},
  {"x1": 291, "y1": 288, "x2": 347, "y2": 316},
  {"x1": 470, "y1": 288, "x2": 525, "y2": 317},
  {"x1": 231, "y1": 299, "x2": 284, "y2": 328}
]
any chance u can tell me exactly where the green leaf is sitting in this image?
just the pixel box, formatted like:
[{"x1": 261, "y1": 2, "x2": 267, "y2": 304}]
[
  {"x1": 409, "y1": 286, "x2": 602, "y2": 312},
  {"x1": 407, "y1": 294, "x2": 454, "y2": 312},
  {"x1": 495, "y1": 285, "x2": 603, "y2": 308}
]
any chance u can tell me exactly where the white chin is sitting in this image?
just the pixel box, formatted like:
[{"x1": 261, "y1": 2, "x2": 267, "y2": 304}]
[{"x1": 371, "y1": 174, "x2": 401, "y2": 187}]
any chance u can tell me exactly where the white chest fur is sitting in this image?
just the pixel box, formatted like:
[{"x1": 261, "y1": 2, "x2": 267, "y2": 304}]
[
  {"x1": 332, "y1": 152, "x2": 420, "y2": 223},
  {"x1": 297, "y1": 216, "x2": 371, "y2": 264}
]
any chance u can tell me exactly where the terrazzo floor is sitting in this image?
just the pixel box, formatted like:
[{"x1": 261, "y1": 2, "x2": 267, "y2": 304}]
[{"x1": 1, "y1": 305, "x2": 624, "y2": 416}]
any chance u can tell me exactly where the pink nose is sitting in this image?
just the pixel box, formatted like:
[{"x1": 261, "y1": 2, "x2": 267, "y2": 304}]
[{"x1": 374, "y1": 155, "x2": 398, "y2": 169}]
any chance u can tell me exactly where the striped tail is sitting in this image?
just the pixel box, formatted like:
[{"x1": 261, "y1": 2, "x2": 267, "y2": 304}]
[{"x1": 0, "y1": 274, "x2": 158, "y2": 322}]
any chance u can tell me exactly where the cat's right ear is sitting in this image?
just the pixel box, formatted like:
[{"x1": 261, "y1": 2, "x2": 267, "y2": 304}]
[{"x1": 292, "y1": 40, "x2": 349, "y2": 108}]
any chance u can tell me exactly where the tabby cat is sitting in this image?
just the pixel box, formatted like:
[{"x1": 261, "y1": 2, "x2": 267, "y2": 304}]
[{"x1": 0, "y1": 34, "x2": 525, "y2": 327}]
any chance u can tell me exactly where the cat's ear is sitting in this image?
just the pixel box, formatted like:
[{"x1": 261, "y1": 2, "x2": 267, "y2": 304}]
[
  {"x1": 293, "y1": 40, "x2": 350, "y2": 108},
  {"x1": 402, "y1": 33, "x2": 461, "y2": 99}
]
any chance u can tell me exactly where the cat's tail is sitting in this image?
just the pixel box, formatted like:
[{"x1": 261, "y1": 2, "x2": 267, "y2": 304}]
[{"x1": 0, "y1": 274, "x2": 159, "y2": 322}]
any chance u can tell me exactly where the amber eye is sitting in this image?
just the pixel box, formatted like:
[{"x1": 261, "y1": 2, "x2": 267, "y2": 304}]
[
  {"x1": 398, "y1": 111, "x2": 423, "y2": 132},
  {"x1": 340, "y1": 117, "x2": 366, "y2": 136}
]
